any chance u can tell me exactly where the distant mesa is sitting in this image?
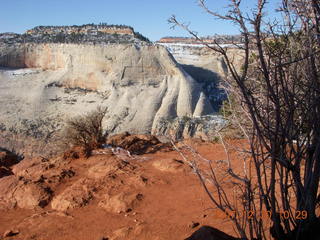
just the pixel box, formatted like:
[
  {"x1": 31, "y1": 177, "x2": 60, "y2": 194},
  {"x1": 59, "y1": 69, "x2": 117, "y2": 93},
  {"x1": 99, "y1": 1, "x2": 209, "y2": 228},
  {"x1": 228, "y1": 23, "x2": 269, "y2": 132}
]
[
  {"x1": 25, "y1": 24, "x2": 135, "y2": 36},
  {"x1": 0, "y1": 23, "x2": 150, "y2": 44}
]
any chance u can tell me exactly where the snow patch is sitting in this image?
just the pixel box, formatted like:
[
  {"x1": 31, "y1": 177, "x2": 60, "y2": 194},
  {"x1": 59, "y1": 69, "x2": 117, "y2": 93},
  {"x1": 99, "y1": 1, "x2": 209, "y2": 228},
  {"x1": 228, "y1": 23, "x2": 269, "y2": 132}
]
[{"x1": 0, "y1": 67, "x2": 42, "y2": 76}]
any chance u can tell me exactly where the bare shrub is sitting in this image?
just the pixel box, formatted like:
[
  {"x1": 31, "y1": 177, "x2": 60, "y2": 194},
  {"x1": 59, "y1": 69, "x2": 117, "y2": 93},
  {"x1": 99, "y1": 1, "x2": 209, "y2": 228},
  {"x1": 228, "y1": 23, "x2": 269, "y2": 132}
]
[
  {"x1": 62, "y1": 106, "x2": 108, "y2": 155},
  {"x1": 170, "y1": 0, "x2": 320, "y2": 239}
]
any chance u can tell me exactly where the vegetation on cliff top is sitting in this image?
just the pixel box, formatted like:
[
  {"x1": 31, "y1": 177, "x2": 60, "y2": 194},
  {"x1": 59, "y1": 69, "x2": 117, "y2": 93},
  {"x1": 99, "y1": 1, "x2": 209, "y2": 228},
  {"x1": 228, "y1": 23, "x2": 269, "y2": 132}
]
[{"x1": 0, "y1": 23, "x2": 150, "y2": 45}]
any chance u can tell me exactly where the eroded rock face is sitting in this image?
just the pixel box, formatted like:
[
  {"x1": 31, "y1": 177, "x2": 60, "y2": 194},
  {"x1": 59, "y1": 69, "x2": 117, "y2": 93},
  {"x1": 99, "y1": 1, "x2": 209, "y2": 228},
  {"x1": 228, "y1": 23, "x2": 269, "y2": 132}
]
[
  {"x1": 0, "y1": 43, "x2": 214, "y2": 139},
  {"x1": 157, "y1": 42, "x2": 244, "y2": 112}
]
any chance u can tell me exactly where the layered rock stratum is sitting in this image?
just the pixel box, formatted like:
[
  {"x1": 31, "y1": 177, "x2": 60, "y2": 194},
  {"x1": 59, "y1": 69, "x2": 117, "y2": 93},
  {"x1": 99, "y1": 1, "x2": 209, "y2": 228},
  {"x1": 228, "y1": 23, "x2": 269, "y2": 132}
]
[{"x1": 0, "y1": 25, "x2": 218, "y2": 144}]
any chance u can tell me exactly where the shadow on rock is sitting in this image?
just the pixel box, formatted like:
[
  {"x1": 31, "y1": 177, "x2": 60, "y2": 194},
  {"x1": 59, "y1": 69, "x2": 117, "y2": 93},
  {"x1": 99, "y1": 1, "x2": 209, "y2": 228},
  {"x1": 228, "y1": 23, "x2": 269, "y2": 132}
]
[
  {"x1": 0, "y1": 147, "x2": 24, "y2": 178},
  {"x1": 185, "y1": 226, "x2": 242, "y2": 240}
]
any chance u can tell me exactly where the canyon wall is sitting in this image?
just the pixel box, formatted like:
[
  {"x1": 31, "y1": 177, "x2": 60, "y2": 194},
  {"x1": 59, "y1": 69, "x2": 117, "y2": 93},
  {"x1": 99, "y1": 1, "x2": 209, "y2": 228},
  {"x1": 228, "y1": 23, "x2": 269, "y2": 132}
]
[{"x1": 0, "y1": 43, "x2": 214, "y2": 137}]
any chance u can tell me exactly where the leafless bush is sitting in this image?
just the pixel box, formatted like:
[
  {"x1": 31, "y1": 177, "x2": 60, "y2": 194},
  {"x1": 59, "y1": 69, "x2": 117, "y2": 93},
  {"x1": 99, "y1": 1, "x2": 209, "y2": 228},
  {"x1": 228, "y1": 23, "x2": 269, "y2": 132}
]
[
  {"x1": 62, "y1": 106, "x2": 108, "y2": 155},
  {"x1": 170, "y1": 0, "x2": 320, "y2": 239}
]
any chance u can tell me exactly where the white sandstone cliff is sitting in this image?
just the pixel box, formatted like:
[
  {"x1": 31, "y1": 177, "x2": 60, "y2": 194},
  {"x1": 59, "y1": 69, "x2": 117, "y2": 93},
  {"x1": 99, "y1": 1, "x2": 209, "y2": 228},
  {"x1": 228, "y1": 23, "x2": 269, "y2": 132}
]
[{"x1": 0, "y1": 43, "x2": 214, "y2": 136}]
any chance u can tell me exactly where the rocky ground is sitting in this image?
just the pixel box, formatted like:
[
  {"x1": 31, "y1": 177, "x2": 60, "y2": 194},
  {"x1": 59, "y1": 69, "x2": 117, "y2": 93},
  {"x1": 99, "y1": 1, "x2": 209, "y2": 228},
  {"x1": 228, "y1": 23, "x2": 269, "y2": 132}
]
[{"x1": 0, "y1": 134, "x2": 240, "y2": 240}]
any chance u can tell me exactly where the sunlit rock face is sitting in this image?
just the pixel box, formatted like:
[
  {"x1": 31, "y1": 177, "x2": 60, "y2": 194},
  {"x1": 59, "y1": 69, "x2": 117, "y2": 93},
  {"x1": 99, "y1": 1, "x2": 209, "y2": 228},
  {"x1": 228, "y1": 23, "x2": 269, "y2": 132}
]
[
  {"x1": 157, "y1": 41, "x2": 244, "y2": 110},
  {"x1": 0, "y1": 41, "x2": 214, "y2": 137}
]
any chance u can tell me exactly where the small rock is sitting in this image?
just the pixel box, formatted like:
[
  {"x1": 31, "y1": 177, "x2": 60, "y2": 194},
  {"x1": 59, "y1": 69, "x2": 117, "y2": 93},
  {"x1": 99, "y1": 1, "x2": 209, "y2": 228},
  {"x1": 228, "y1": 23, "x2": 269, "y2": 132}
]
[
  {"x1": 136, "y1": 194, "x2": 143, "y2": 201},
  {"x1": 47, "y1": 163, "x2": 55, "y2": 169},
  {"x1": 60, "y1": 169, "x2": 75, "y2": 179},
  {"x1": 189, "y1": 222, "x2": 200, "y2": 229},
  {"x1": 140, "y1": 176, "x2": 148, "y2": 183},
  {"x1": 3, "y1": 229, "x2": 19, "y2": 237}
]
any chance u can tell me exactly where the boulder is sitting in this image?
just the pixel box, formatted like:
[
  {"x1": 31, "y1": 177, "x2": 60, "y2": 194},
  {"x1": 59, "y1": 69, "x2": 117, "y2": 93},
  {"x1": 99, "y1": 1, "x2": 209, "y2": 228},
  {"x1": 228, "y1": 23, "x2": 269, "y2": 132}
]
[
  {"x1": 0, "y1": 174, "x2": 52, "y2": 210},
  {"x1": 107, "y1": 132, "x2": 131, "y2": 146},
  {"x1": 13, "y1": 183, "x2": 52, "y2": 209},
  {"x1": 107, "y1": 133, "x2": 165, "y2": 155},
  {"x1": 51, "y1": 179, "x2": 93, "y2": 211},
  {"x1": 99, "y1": 192, "x2": 143, "y2": 213}
]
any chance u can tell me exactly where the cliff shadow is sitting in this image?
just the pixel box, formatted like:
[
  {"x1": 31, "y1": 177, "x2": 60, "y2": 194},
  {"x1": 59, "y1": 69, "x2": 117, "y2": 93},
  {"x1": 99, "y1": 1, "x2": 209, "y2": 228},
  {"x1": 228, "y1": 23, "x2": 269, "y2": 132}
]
[
  {"x1": 180, "y1": 64, "x2": 226, "y2": 111},
  {"x1": 180, "y1": 64, "x2": 221, "y2": 84}
]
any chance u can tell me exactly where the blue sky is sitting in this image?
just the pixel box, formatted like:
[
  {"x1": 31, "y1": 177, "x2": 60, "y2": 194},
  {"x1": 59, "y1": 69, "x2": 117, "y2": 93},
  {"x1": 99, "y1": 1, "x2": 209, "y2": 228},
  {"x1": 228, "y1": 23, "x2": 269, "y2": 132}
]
[{"x1": 0, "y1": 0, "x2": 281, "y2": 41}]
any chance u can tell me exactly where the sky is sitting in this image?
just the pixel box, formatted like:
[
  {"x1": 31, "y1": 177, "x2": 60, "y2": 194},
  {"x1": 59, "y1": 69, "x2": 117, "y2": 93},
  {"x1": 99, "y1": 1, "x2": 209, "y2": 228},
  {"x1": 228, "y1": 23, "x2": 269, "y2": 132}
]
[{"x1": 0, "y1": 0, "x2": 281, "y2": 41}]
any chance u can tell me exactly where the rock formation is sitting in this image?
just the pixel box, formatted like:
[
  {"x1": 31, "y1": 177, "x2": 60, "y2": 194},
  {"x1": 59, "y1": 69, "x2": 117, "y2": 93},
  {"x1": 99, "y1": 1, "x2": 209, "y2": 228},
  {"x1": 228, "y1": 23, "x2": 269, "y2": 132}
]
[
  {"x1": 0, "y1": 26, "x2": 216, "y2": 142},
  {"x1": 153, "y1": 38, "x2": 244, "y2": 139}
]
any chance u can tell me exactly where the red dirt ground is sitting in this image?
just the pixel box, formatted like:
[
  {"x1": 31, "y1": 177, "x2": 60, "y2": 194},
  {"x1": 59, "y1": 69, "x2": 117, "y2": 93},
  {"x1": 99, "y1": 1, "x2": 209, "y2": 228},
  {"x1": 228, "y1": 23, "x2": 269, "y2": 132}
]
[{"x1": 0, "y1": 140, "x2": 246, "y2": 240}]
